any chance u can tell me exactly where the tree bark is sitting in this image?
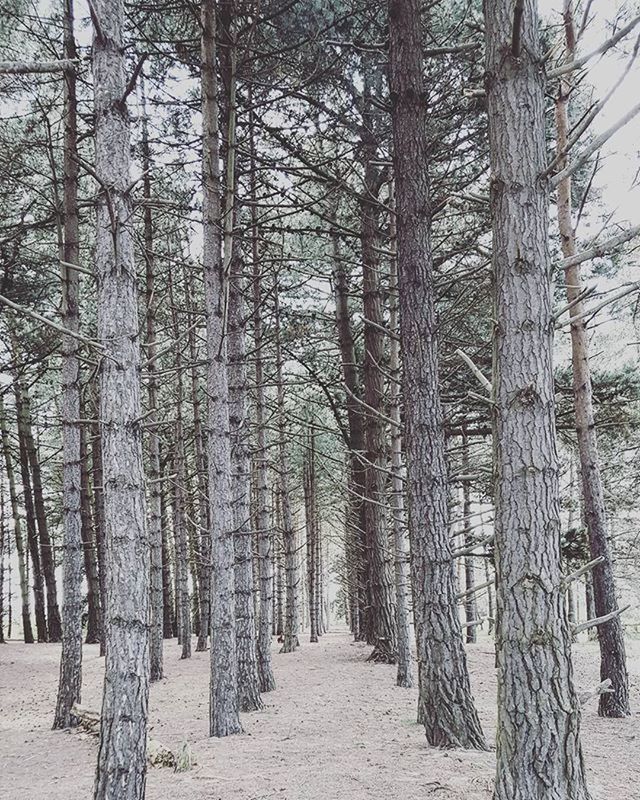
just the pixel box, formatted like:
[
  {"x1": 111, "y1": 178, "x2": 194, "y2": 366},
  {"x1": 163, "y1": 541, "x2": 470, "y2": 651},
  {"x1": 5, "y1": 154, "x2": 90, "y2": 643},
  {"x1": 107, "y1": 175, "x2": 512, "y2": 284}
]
[
  {"x1": 461, "y1": 433, "x2": 477, "y2": 644},
  {"x1": 140, "y1": 73, "x2": 164, "y2": 680},
  {"x1": 54, "y1": 0, "x2": 83, "y2": 725},
  {"x1": 201, "y1": 0, "x2": 242, "y2": 738},
  {"x1": 485, "y1": 1, "x2": 590, "y2": 796},
  {"x1": 304, "y1": 430, "x2": 319, "y2": 644},
  {"x1": 91, "y1": 1, "x2": 150, "y2": 795},
  {"x1": 0, "y1": 394, "x2": 33, "y2": 644},
  {"x1": 80, "y1": 418, "x2": 103, "y2": 645},
  {"x1": 388, "y1": 0, "x2": 485, "y2": 748},
  {"x1": 555, "y1": 0, "x2": 630, "y2": 718}
]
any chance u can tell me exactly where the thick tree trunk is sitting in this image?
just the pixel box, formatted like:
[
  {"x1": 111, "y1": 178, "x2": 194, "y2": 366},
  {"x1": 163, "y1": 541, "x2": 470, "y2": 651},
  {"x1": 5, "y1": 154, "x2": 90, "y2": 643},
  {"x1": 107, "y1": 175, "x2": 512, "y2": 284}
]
[
  {"x1": 0, "y1": 394, "x2": 33, "y2": 644},
  {"x1": 91, "y1": 1, "x2": 150, "y2": 796},
  {"x1": 485, "y1": 1, "x2": 590, "y2": 796},
  {"x1": 360, "y1": 59, "x2": 396, "y2": 660},
  {"x1": 201, "y1": 0, "x2": 242, "y2": 738},
  {"x1": 388, "y1": 0, "x2": 485, "y2": 748},
  {"x1": 17, "y1": 380, "x2": 61, "y2": 640},
  {"x1": 555, "y1": 1, "x2": 630, "y2": 718},
  {"x1": 14, "y1": 384, "x2": 48, "y2": 642},
  {"x1": 54, "y1": 0, "x2": 83, "y2": 725},
  {"x1": 80, "y1": 419, "x2": 103, "y2": 645},
  {"x1": 141, "y1": 74, "x2": 164, "y2": 680}
]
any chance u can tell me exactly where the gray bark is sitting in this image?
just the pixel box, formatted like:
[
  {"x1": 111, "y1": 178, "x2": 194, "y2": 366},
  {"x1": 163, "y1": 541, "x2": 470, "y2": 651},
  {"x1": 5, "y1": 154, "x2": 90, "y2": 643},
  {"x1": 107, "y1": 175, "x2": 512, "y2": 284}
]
[
  {"x1": 201, "y1": 0, "x2": 242, "y2": 738},
  {"x1": 91, "y1": 0, "x2": 150, "y2": 796},
  {"x1": 388, "y1": 0, "x2": 485, "y2": 748},
  {"x1": 485, "y1": 1, "x2": 590, "y2": 796},
  {"x1": 54, "y1": 0, "x2": 83, "y2": 727}
]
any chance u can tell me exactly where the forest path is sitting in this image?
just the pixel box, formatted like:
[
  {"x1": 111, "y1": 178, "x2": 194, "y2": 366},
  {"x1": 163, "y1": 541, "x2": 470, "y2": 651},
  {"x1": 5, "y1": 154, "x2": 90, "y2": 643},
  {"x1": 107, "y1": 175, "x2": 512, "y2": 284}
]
[{"x1": 1, "y1": 631, "x2": 639, "y2": 799}]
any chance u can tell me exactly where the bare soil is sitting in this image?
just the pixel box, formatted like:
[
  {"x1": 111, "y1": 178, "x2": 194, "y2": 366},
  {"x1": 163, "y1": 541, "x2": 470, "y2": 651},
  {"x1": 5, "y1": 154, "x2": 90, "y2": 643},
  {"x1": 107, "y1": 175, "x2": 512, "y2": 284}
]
[{"x1": 1, "y1": 631, "x2": 639, "y2": 799}]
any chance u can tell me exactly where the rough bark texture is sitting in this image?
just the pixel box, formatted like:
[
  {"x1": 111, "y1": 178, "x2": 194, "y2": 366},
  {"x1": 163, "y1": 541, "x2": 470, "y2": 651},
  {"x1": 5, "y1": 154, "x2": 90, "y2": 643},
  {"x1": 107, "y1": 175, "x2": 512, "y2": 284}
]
[
  {"x1": 304, "y1": 437, "x2": 319, "y2": 644},
  {"x1": 91, "y1": 1, "x2": 150, "y2": 796},
  {"x1": 461, "y1": 434, "x2": 477, "y2": 644},
  {"x1": 80, "y1": 419, "x2": 103, "y2": 645},
  {"x1": 388, "y1": 0, "x2": 485, "y2": 748},
  {"x1": 1, "y1": 394, "x2": 34, "y2": 644},
  {"x1": 201, "y1": 0, "x2": 242, "y2": 738},
  {"x1": 141, "y1": 75, "x2": 164, "y2": 680},
  {"x1": 485, "y1": 1, "x2": 590, "y2": 796},
  {"x1": 90, "y1": 388, "x2": 107, "y2": 656},
  {"x1": 555, "y1": 0, "x2": 630, "y2": 718},
  {"x1": 53, "y1": 0, "x2": 83, "y2": 727}
]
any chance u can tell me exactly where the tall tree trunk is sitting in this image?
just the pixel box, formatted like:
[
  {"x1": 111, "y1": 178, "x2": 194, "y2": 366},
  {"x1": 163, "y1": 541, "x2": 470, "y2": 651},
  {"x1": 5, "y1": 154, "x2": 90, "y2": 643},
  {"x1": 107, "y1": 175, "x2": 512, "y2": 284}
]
[
  {"x1": 0, "y1": 394, "x2": 33, "y2": 643},
  {"x1": 0, "y1": 480, "x2": 5, "y2": 643},
  {"x1": 54, "y1": 0, "x2": 83, "y2": 725},
  {"x1": 90, "y1": 385, "x2": 107, "y2": 656},
  {"x1": 159, "y1": 456, "x2": 175, "y2": 639},
  {"x1": 14, "y1": 383, "x2": 48, "y2": 642},
  {"x1": 388, "y1": 236, "x2": 412, "y2": 688},
  {"x1": 555, "y1": 0, "x2": 630, "y2": 718},
  {"x1": 461, "y1": 434, "x2": 477, "y2": 644},
  {"x1": 330, "y1": 212, "x2": 369, "y2": 642},
  {"x1": 80, "y1": 418, "x2": 103, "y2": 645},
  {"x1": 201, "y1": 0, "x2": 242, "y2": 737},
  {"x1": 388, "y1": 0, "x2": 485, "y2": 748},
  {"x1": 91, "y1": 1, "x2": 150, "y2": 795},
  {"x1": 304, "y1": 431, "x2": 319, "y2": 643},
  {"x1": 18, "y1": 380, "x2": 61, "y2": 640},
  {"x1": 360, "y1": 58, "x2": 396, "y2": 660},
  {"x1": 275, "y1": 286, "x2": 300, "y2": 653},
  {"x1": 485, "y1": 1, "x2": 590, "y2": 796},
  {"x1": 140, "y1": 72, "x2": 164, "y2": 680}
]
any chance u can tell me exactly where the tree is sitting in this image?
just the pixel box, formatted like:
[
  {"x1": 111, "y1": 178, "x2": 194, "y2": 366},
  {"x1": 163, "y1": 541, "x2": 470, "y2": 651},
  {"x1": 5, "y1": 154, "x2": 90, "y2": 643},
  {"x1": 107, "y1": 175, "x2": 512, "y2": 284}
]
[
  {"x1": 485, "y1": 1, "x2": 590, "y2": 796},
  {"x1": 91, "y1": 0, "x2": 150, "y2": 795},
  {"x1": 388, "y1": 0, "x2": 486, "y2": 748}
]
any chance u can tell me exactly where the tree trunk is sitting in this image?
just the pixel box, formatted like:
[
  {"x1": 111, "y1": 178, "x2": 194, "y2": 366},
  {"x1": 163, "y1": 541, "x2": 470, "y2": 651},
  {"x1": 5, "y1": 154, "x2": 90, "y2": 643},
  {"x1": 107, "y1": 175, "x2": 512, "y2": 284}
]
[
  {"x1": 275, "y1": 286, "x2": 300, "y2": 653},
  {"x1": 388, "y1": 233, "x2": 412, "y2": 688},
  {"x1": 53, "y1": 0, "x2": 83, "y2": 726},
  {"x1": 388, "y1": 0, "x2": 485, "y2": 748},
  {"x1": 14, "y1": 382, "x2": 48, "y2": 642},
  {"x1": 555, "y1": 0, "x2": 630, "y2": 718},
  {"x1": 160, "y1": 460, "x2": 175, "y2": 639},
  {"x1": 90, "y1": 385, "x2": 107, "y2": 656},
  {"x1": 0, "y1": 394, "x2": 33, "y2": 644},
  {"x1": 80, "y1": 419, "x2": 103, "y2": 645},
  {"x1": 485, "y1": 1, "x2": 590, "y2": 796},
  {"x1": 91, "y1": 1, "x2": 150, "y2": 795},
  {"x1": 461, "y1": 434, "x2": 477, "y2": 644},
  {"x1": 304, "y1": 431, "x2": 319, "y2": 644},
  {"x1": 18, "y1": 380, "x2": 61, "y2": 640},
  {"x1": 201, "y1": 0, "x2": 242, "y2": 738},
  {"x1": 140, "y1": 72, "x2": 164, "y2": 681}
]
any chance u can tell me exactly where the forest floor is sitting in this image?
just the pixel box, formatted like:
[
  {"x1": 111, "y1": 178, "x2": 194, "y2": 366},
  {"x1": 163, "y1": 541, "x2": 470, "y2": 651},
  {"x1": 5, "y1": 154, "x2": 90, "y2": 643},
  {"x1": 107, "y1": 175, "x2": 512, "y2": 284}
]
[{"x1": 1, "y1": 630, "x2": 640, "y2": 800}]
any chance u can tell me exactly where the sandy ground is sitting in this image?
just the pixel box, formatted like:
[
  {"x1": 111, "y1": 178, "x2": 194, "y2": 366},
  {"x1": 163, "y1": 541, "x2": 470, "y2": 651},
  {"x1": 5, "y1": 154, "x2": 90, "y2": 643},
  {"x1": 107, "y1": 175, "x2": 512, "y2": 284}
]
[{"x1": 1, "y1": 631, "x2": 639, "y2": 800}]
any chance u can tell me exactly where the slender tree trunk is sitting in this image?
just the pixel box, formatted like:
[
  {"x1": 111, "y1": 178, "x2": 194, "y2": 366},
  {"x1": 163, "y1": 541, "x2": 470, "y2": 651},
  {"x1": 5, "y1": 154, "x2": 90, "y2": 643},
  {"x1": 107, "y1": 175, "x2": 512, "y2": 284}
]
[
  {"x1": 388, "y1": 0, "x2": 485, "y2": 748},
  {"x1": 461, "y1": 434, "x2": 477, "y2": 644},
  {"x1": 201, "y1": 0, "x2": 242, "y2": 737},
  {"x1": 0, "y1": 481, "x2": 5, "y2": 643},
  {"x1": 54, "y1": 0, "x2": 83, "y2": 725},
  {"x1": 90, "y1": 387, "x2": 107, "y2": 656},
  {"x1": 159, "y1": 457, "x2": 175, "y2": 639},
  {"x1": 304, "y1": 431, "x2": 319, "y2": 643},
  {"x1": 141, "y1": 73, "x2": 164, "y2": 680},
  {"x1": 360, "y1": 59, "x2": 396, "y2": 660},
  {"x1": 275, "y1": 287, "x2": 300, "y2": 653},
  {"x1": 0, "y1": 394, "x2": 33, "y2": 643},
  {"x1": 330, "y1": 214, "x2": 369, "y2": 641},
  {"x1": 555, "y1": 1, "x2": 630, "y2": 718},
  {"x1": 14, "y1": 383, "x2": 48, "y2": 642},
  {"x1": 91, "y1": 1, "x2": 150, "y2": 795},
  {"x1": 388, "y1": 237, "x2": 412, "y2": 688},
  {"x1": 80, "y1": 419, "x2": 103, "y2": 645},
  {"x1": 18, "y1": 380, "x2": 61, "y2": 640},
  {"x1": 485, "y1": 1, "x2": 590, "y2": 796}
]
